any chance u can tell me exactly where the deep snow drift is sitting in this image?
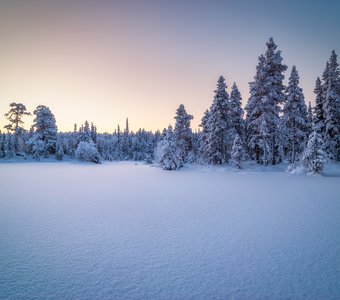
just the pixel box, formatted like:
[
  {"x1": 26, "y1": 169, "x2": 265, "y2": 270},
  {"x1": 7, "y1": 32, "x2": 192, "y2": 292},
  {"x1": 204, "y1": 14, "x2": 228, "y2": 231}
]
[{"x1": 1, "y1": 161, "x2": 340, "y2": 299}]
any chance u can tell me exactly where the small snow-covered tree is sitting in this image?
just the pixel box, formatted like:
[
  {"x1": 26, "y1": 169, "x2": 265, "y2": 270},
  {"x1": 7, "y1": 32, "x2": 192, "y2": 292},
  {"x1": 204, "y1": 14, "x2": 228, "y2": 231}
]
[
  {"x1": 0, "y1": 133, "x2": 5, "y2": 158},
  {"x1": 31, "y1": 138, "x2": 45, "y2": 161},
  {"x1": 174, "y1": 104, "x2": 193, "y2": 163},
  {"x1": 79, "y1": 120, "x2": 92, "y2": 143},
  {"x1": 55, "y1": 138, "x2": 64, "y2": 160},
  {"x1": 156, "y1": 125, "x2": 182, "y2": 170},
  {"x1": 302, "y1": 130, "x2": 327, "y2": 174},
  {"x1": 75, "y1": 141, "x2": 101, "y2": 164},
  {"x1": 4, "y1": 134, "x2": 15, "y2": 159},
  {"x1": 230, "y1": 134, "x2": 244, "y2": 169}
]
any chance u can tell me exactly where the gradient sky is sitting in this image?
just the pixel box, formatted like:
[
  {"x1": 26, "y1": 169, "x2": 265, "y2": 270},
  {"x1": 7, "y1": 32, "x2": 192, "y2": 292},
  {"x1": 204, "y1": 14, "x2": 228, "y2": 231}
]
[{"x1": 1, "y1": 0, "x2": 340, "y2": 133}]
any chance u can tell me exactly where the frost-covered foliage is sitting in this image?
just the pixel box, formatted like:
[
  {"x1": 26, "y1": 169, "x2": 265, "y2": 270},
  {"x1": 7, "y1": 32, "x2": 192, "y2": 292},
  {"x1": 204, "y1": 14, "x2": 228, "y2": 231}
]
[
  {"x1": 28, "y1": 105, "x2": 58, "y2": 158},
  {"x1": 229, "y1": 82, "x2": 245, "y2": 140},
  {"x1": 201, "y1": 76, "x2": 231, "y2": 164},
  {"x1": 4, "y1": 102, "x2": 31, "y2": 154},
  {"x1": 230, "y1": 134, "x2": 244, "y2": 169},
  {"x1": 197, "y1": 109, "x2": 210, "y2": 163},
  {"x1": 283, "y1": 66, "x2": 309, "y2": 163},
  {"x1": 174, "y1": 104, "x2": 193, "y2": 163},
  {"x1": 245, "y1": 38, "x2": 287, "y2": 165},
  {"x1": 1, "y1": 39, "x2": 339, "y2": 171},
  {"x1": 75, "y1": 141, "x2": 101, "y2": 164},
  {"x1": 4, "y1": 134, "x2": 15, "y2": 159},
  {"x1": 4, "y1": 102, "x2": 31, "y2": 134},
  {"x1": 0, "y1": 134, "x2": 5, "y2": 158},
  {"x1": 307, "y1": 102, "x2": 313, "y2": 136},
  {"x1": 302, "y1": 131, "x2": 327, "y2": 174},
  {"x1": 55, "y1": 138, "x2": 64, "y2": 161},
  {"x1": 322, "y1": 51, "x2": 340, "y2": 161},
  {"x1": 30, "y1": 138, "x2": 46, "y2": 161},
  {"x1": 79, "y1": 120, "x2": 92, "y2": 143},
  {"x1": 313, "y1": 77, "x2": 325, "y2": 134},
  {"x1": 156, "y1": 125, "x2": 182, "y2": 170}
]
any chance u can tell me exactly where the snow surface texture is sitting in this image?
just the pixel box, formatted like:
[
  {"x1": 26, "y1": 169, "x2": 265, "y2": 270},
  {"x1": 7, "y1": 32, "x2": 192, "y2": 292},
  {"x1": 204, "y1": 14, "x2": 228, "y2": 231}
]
[{"x1": 1, "y1": 162, "x2": 340, "y2": 299}]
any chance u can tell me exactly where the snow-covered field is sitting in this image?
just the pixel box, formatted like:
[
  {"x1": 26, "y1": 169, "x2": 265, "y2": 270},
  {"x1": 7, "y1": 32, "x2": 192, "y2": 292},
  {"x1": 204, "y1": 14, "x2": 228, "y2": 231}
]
[{"x1": 1, "y1": 161, "x2": 340, "y2": 299}]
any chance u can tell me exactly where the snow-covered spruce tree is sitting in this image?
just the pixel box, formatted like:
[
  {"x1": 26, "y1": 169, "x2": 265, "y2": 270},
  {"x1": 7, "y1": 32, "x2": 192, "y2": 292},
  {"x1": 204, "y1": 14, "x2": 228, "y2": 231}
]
[
  {"x1": 283, "y1": 66, "x2": 309, "y2": 163},
  {"x1": 174, "y1": 104, "x2": 193, "y2": 163},
  {"x1": 313, "y1": 77, "x2": 325, "y2": 135},
  {"x1": 4, "y1": 134, "x2": 15, "y2": 159},
  {"x1": 322, "y1": 51, "x2": 340, "y2": 161},
  {"x1": 55, "y1": 138, "x2": 64, "y2": 160},
  {"x1": 307, "y1": 101, "x2": 314, "y2": 136},
  {"x1": 203, "y1": 76, "x2": 231, "y2": 164},
  {"x1": 198, "y1": 109, "x2": 210, "y2": 163},
  {"x1": 0, "y1": 133, "x2": 5, "y2": 158},
  {"x1": 79, "y1": 120, "x2": 92, "y2": 143},
  {"x1": 4, "y1": 102, "x2": 31, "y2": 154},
  {"x1": 229, "y1": 82, "x2": 245, "y2": 140},
  {"x1": 75, "y1": 120, "x2": 101, "y2": 163},
  {"x1": 90, "y1": 122, "x2": 97, "y2": 144},
  {"x1": 156, "y1": 125, "x2": 182, "y2": 170},
  {"x1": 302, "y1": 130, "x2": 327, "y2": 174},
  {"x1": 245, "y1": 38, "x2": 287, "y2": 165},
  {"x1": 231, "y1": 134, "x2": 244, "y2": 169},
  {"x1": 75, "y1": 141, "x2": 101, "y2": 163},
  {"x1": 29, "y1": 105, "x2": 57, "y2": 159},
  {"x1": 188, "y1": 130, "x2": 199, "y2": 163},
  {"x1": 121, "y1": 118, "x2": 132, "y2": 160},
  {"x1": 29, "y1": 137, "x2": 44, "y2": 160},
  {"x1": 245, "y1": 55, "x2": 271, "y2": 164}
]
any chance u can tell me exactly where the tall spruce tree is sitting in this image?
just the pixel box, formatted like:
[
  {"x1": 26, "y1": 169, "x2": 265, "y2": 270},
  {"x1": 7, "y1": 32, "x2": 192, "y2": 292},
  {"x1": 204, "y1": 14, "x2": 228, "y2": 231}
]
[
  {"x1": 29, "y1": 105, "x2": 58, "y2": 158},
  {"x1": 203, "y1": 76, "x2": 230, "y2": 164},
  {"x1": 245, "y1": 38, "x2": 287, "y2": 165},
  {"x1": 173, "y1": 104, "x2": 193, "y2": 163},
  {"x1": 245, "y1": 55, "x2": 266, "y2": 162},
  {"x1": 322, "y1": 51, "x2": 340, "y2": 160},
  {"x1": 229, "y1": 82, "x2": 245, "y2": 140},
  {"x1": 307, "y1": 101, "x2": 314, "y2": 136},
  {"x1": 313, "y1": 77, "x2": 325, "y2": 135},
  {"x1": 4, "y1": 102, "x2": 31, "y2": 133},
  {"x1": 283, "y1": 66, "x2": 309, "y2": 163},
  {"x1": 4, "y1": 102, "x2": 31, "y2": 154},
  {"x1": 198, "y1": 109, "x2": 210, "y2": 163}
]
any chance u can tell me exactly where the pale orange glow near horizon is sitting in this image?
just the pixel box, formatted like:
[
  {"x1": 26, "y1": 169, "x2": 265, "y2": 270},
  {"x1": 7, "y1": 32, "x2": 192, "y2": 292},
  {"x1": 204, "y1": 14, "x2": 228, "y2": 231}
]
[{"x1": 1, "y1": 1, "x2": 339, "y2": 133}]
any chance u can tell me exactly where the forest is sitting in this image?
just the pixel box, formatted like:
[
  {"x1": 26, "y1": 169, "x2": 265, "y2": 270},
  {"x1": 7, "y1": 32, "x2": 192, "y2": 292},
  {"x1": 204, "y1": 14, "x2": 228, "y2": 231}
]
[{"x1": 1, "y1": 38, "x2": 339, "y2": 174}]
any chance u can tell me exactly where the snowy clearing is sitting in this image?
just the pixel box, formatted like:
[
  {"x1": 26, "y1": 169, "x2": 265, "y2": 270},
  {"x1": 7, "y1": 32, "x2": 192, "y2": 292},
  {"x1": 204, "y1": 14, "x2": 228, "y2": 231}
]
[{"x1": 1, "y1": 162, "x2": 340, "y2": 299}]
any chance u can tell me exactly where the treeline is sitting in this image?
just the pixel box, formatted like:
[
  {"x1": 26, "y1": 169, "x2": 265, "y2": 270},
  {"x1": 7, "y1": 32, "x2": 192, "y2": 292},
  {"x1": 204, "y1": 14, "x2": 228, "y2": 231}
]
[{"x1": 1, "y1": 38, "x2": 339, "y2": 174}]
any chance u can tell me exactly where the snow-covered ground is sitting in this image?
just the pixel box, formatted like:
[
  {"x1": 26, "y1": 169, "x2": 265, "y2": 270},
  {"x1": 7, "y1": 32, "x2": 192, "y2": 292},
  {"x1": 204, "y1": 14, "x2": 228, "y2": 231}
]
[{"x1": 1, "y1": 161, "x2": 340, "y2": 299}]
